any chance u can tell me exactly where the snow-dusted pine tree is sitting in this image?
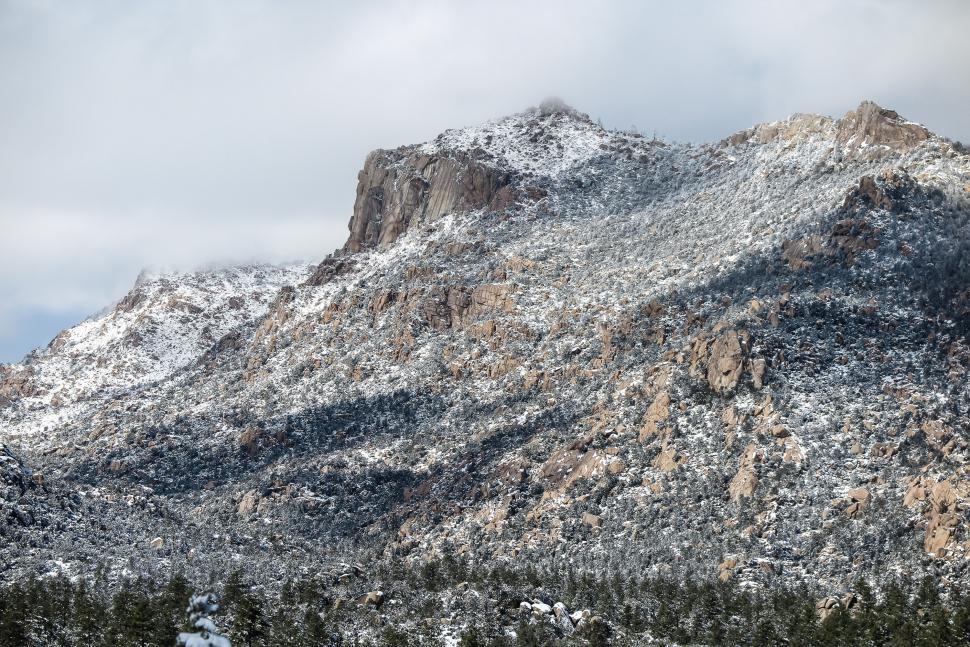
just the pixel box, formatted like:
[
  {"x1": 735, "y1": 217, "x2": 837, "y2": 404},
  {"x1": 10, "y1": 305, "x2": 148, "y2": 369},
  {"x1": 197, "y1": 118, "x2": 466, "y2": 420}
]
[{"x1": 177, "y1": 593, "x2": 231, "y2": 647}]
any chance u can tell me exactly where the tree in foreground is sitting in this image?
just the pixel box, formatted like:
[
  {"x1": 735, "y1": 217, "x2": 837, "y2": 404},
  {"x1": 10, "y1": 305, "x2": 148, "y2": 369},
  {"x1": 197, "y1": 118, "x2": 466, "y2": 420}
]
[{"x1": 178, "y1": 593, "x2": 231, "y2": 647}]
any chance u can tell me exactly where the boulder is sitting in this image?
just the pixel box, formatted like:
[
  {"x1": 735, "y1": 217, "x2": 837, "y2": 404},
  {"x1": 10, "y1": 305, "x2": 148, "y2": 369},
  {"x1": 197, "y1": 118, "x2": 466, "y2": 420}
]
[
  {"x1": 707, "y1": 329, "x2": 750, "y2": 393},
  {"x1": 652, "y1": 441, "x2": 685, "y2": 472},
  {"x1": 691, "y1": 327, "x2": 751, "y2": 394},
  {"x1": 844, "y1": 487, "x2": 871, "y2": 518},
  {"x1": 816, "y1": 596, "x2": 841, "y2": 621},
  {"x1": 750, "y1": 358, "x2": 766, "y2": 389},
  {"x1": 553, "y1": 602, "x2": 570, "y2": 620},
  {"x1": 582, "y1": 512, "x2": 603, "y2": 528},
  {"x1": 357, "y1": 590, "x2": 385, "y2": 609},
  {"x1": 729, "y1": 444, "x2": 761, "y2": 502},
  {"x1": 718, "y1": 557, "x2": 739, "y2": 582},
  {"x1": 237, "y1": 490, "x2": 260, "y2": 516}
]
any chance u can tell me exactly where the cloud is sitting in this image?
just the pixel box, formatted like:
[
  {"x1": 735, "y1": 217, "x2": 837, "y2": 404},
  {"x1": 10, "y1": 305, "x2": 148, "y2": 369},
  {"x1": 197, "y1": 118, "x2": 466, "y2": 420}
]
[{"x1": 1, "y1": 0, "x2": 969, "y2": 361}]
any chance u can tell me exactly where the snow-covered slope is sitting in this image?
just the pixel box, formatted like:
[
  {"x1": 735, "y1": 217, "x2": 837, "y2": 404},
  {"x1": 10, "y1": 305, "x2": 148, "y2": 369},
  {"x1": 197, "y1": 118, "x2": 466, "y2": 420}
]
[
  {"x1": 420, "y1": 100, "x2": 616, "y2": 179},
  {"x1": 1, "y1": 100, "x2": 969, "y2": 602},
  {"x1": 0, "y1": 263, "x2": 310, "y2": 440}
]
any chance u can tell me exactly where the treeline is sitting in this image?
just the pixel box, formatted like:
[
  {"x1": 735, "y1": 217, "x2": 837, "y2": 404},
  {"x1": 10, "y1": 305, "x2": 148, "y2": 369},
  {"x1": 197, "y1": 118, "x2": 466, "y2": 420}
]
[{"x1": 2, "y1": 558, "x2": 970, "y2": 646}]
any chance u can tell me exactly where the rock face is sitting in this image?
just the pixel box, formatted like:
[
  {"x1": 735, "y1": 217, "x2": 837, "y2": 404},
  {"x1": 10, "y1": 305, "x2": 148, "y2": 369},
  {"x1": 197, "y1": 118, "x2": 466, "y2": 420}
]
[
  {"x1": 729, "y1": 444, "x2": 761, "y2": 502},
  {"x1": 691, "y1": 326, "x2": 753, "y2": 394},
  {"x1": 834, "y1": 100, "x2": 931, "y2": 160},
  {"x1": 724, "y1": 100, "x2": 932, "y2": 163},
  {"x1": 344, "y1": 149, "x2": 514, "y2": 252}
]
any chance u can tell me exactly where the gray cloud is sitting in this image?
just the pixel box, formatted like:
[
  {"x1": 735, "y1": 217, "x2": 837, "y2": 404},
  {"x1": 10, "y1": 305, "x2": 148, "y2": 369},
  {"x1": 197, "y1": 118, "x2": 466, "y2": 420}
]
[{"x1": 2, "y1": 0, "x2": 969, "y2": 362}]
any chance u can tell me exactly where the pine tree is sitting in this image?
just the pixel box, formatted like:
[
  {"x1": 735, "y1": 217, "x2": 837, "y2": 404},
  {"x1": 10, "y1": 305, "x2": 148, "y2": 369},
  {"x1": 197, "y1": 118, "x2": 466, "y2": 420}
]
[
  {"x1": 0, "y1": 583, "x2": 29, "y2": 647},
  {"x1": 233, "y1": 591, "x2": 268, "y2": 647},
  {"x1": 72, "y1": 580, "x2": 107, "y2": 645},
  {"x1": 177, "y1": 593, "x2": 231, "y2": 647}
]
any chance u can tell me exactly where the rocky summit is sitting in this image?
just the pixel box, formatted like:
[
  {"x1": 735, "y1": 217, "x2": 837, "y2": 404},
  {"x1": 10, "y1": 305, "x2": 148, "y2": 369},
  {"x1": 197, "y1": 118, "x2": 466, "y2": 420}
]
[{"x1": 2, "y1": 99, "x2": 970, "y2": 642}]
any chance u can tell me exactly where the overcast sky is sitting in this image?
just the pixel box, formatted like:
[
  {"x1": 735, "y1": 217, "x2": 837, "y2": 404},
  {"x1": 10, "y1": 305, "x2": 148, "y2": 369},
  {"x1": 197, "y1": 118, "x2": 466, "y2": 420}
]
[{"x1": 1, "y1": 0, "x2": 969, "y2": 363}]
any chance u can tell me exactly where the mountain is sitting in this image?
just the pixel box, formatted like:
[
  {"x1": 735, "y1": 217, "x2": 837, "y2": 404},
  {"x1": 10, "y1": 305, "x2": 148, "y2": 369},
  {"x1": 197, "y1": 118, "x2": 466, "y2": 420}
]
[{"x1": 2, "y1": 99, "x2": 969, "y2": 641}]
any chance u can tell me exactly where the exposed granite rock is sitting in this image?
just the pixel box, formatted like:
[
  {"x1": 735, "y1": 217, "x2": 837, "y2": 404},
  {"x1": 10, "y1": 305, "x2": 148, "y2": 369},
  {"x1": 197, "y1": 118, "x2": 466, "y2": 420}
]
[
  {"x1": 722, "y1": 112, "x2": 834, "y2": 147},
  {"x1": 581, "y1": 512, "x2": 603, "y2": 528},
  {"x1": 834, "y1": 101, "x2": 930, "y2": 161},
  {"x1": 841, "y1": 169, "x2": 920, "y2": 214},
  {"x1": 357, "y1": 590, "x2": 385, "y2": 608},
  {"x1": 705, "y1": 328, "x2": 751, "y2": 393},
  {"x1": 729, "y1": 444, "x2": 762, "y2": 502},
  {"x1": 344, "y1": 149, "x2": 514, "y2": 252},
  {"x1": 305, "y1": 257, "x2": 356, "y2": 287},
  {"x1": 722, "y1": 100, "x2": 931, "y2": 162},
  {"x1": 845, "y1": 487, "x2": 871, "y2": 518},
  {"x1": 0, "y1": 366, "x2": 34, "y2": 405}
]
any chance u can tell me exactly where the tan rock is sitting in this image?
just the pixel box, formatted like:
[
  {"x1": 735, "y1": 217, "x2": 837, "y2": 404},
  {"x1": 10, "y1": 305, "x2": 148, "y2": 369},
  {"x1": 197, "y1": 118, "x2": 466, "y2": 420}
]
[
  {"x1": 931, "y1": 479, "x2": 956, "y2": 513},
  {"x1": 701, "y1": 328, "x2": 751, "y2": 394},
  {"x1": 750, "y1": 358, "x2": 766, "y2": 389},
  {"x1": 239, "y1": 426, "x2": 264, "y2": 456},
  {"x1": 357, "y1": 591, "x2": 385, "y2": 609},
  {"x1": 834, "y1": 101, "x2": 930, "y2": 161},
  {"x1": 903, "y1": 480, "x2": 926, "y2": 508},
  {"x1": 345, "y1": 149, "x2": 512, "y2": 252},
  {"x1": 769, "y1": 424, "x2": 789, "y2": 438},
  {"x1": 718, "y1": 557, "x2": 739, "y2": 582},
  {"x1": 845, "y1": 488, "x2": 871, "y2": 518},
  {"x1": 639, "y1": 391, "x2": 672, "y2": 441},
  {"x1": 237, "y1": 490, "x2": 260, "y2": 516},
  {"x1": 781, "y1": 439, "x2": 805, "y2": 463},
  {"x1": 721, "y1": 405, "x2": 744, "y2": 429},
  {"x1": 582, "y1": 512, "x2": 603, "y2": 528},
  {"x1": 924, "y1": 520, "x2": 955, "y2": 557},
  {"x1": 606, "y1": 460, "x2": 626, "y2": 475},
  {"x1": 647, "y1": 391, "x2": 671, "y2": 422},
  {"x1": 729, "y1": 444, "x2": 761, "y2": 502},
  {"x1": 653, "y1": 441, "x2": 685, "y2": 472},
  {"x1": 540, "y1": 449, "x2": 608, "y2": 490},
  {"x1": 816, "y1": 597, "x2": 841, "y2": 621}
]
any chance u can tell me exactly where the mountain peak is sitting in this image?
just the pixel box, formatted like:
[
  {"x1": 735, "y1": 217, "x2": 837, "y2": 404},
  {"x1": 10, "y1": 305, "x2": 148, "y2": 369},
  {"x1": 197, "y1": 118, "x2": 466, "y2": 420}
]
[
  {"x1": 834, "y1": 99, "x2": 931, "y2": 160},
  {"x1": 534, "y1": 96, "x2": 590, "y2": 121},
  {"x1": 343, "y1": 102, "x2": 612, "y2": 252}
]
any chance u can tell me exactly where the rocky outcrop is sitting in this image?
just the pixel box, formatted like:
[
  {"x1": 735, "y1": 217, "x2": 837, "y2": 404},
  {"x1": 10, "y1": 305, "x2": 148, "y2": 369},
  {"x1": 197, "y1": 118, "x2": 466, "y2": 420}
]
[
  {"x1": 357, "y1": 590, "x2": 385, "y2": 609},
  {"x1": 417, "y1": 283, "x2": 514, "y2": 330},
  {"x1": 834, "y1": 101, "x2": 930, "y2": 161},
  {"x1": 0, "y1": 366, "x2": 35, "y2": 405},
  {"x1": 844, "y1": 487, "x2": 871, "y2": 518},
  {"x1": 344, "y1": 149, "x2": 515, "y2": 252},
  {"x1": 691, "y1": 326, "x2": 753, "y2": 394},
  {"x1": 781, "y1": 171, "x2": 924, "y2": 269},
  {"x1": 729, "y1": 444, "x2": 762, "y2": 502},
  {"x1": 840, "y1": 169, "x2": 920, "y2": 214},
  {"x1": 639, "y1": 391, "x2": 671, "y2": 440},
  {"x1": 722, "y1": 100, "x2": 931, "y2": 162},
  {"x1": 722, "y1": 112, "x2": 834, "y2": 147},
  {"x1": 305, "y1": 257, "x2": 356, "y2": 287}
]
